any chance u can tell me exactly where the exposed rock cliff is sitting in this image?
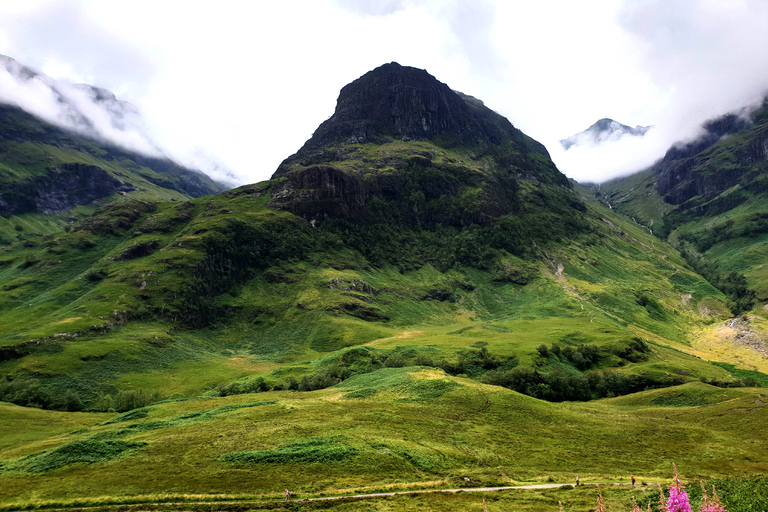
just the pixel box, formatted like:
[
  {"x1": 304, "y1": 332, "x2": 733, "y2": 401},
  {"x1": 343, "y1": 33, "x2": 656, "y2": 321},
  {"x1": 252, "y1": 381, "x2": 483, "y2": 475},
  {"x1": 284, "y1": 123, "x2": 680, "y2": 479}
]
[
  {"x1": 0, "y1": 163, "x2": 135, "y2": 214},
  {"x1": 655, "y1": 108, "x2": 768, "y2": 205},
  {"x1": 268, "y1": 63, "x2": 575, "y2": 226}
]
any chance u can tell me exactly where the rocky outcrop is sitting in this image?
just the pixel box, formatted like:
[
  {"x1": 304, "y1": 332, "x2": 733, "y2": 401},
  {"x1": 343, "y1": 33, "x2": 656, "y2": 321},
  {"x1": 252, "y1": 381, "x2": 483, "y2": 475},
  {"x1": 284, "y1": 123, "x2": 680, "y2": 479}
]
[
  {"x1": 268, "y1": 159, "x2": 512, "y2": 226},
  {"x1": 656, "y1": 111, "x2": 768, "y2": 205},
  {"x1": 270, "y1": 165, "x2": 367, "y2": 219},
  {"x1": 0, "y1": 163, "x2": 135, "y2": 215}
]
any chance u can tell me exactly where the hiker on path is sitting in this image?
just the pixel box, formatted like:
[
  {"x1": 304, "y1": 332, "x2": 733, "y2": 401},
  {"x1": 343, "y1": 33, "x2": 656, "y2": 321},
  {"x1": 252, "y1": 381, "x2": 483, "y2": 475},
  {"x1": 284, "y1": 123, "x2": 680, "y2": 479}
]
[
  {"x1": 285, "y1": 489, "x2": 291, "y2": 501},
  {"x1": 631, "y1": 475, "x2": 635, "y2": 486}
]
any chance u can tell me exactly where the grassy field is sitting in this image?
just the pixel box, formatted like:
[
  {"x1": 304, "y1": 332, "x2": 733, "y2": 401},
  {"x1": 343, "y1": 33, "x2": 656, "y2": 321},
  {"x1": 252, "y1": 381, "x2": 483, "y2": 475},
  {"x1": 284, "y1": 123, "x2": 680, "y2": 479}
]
[{"x1": 1, "y1": 373, "x2": 767, "y2": 510}]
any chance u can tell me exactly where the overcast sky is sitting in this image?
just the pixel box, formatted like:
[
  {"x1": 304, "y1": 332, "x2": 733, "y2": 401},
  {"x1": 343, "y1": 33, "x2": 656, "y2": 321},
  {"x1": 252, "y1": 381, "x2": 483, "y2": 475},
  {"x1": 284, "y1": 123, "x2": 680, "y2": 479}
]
[{"x1": 1, "y1": 0, "x2": 768, "y2": 185}]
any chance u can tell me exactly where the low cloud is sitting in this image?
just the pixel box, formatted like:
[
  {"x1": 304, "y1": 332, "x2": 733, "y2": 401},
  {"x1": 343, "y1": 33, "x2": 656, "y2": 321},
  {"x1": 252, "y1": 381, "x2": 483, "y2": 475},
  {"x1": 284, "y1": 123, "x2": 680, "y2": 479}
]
[
  {"x1": 0, "y1": 55, "x2": 159, "y2": 155},
  {"x1": 4, "y1": 1, "x2": 768, "y2": 187},
  {"x1": 548, "y1": 127, "x2": 669, "y2": 183},
  {"x1": 0, "y1": 55, "x2": 238, "y2": 185}
]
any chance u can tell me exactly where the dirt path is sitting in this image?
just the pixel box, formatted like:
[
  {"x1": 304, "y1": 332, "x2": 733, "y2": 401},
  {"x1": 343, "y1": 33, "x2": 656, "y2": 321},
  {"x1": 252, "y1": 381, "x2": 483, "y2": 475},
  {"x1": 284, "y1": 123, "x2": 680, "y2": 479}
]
[
  {"x1": 34, "y1": 483, "x2": 617, "y2": 511},
  {"x1": 307, "y1": 482, "x2": 584, "y2": 501}
]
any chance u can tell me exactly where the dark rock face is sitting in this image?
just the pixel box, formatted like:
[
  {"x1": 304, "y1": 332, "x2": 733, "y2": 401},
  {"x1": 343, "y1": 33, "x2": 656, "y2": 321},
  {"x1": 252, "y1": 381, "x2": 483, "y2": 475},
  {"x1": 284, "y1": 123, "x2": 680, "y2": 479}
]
[
  {"x1": 656, "y1": 112, "x2": 766, "y2": 205},
  {"x1": 274, "y1": 62, "x2": 552, "y2": 177},
  {"x1": 0, "y1": 163, "x2": 135, "y2": 215},
  {"x1": 270, "y1": 166, "x2": 368, "y2": 219},
  {"x1": 266, "y1": 63, "x2": 575, "y2": 227}
]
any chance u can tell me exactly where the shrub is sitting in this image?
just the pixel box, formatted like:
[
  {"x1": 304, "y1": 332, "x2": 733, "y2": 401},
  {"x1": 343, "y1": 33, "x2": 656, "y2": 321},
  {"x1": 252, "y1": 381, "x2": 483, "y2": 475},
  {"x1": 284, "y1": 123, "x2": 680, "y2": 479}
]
[
  {"x1": 10, "y1": 440, "x2": 146, "y2": 473},
  {"x1": 220, "y1": 436, "x2": 357, "y2": 464}
]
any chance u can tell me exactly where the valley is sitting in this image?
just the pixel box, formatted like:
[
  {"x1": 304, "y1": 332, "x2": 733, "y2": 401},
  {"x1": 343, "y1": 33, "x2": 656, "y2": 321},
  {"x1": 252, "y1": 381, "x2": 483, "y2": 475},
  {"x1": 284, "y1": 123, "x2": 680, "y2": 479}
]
[{"x1": 1, "y1": 62, "x2": 768, "y2": 511}]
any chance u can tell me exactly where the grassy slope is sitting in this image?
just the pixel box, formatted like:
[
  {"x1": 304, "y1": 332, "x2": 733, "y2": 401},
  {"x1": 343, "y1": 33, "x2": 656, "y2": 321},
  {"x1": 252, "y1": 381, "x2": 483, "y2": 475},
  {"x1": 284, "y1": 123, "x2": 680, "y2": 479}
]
[
  {"x1": 0, "y1": 106, "x2": 223, "y2": 246},
  {"x1": 577, "y1": 158, "x2": 768, "y2": 373},
  {"x1": 1, "y1": 168, "x2": 764, "y2": 508},
  {"x1": 575, "y1": 169, "x2": 673, "y2": 232},
  {"x1": 0, "y1": 373, "x2": 766, "y2": 507},
  {"x1": 582, "y1": 104, "x2": 768, "y2": 309},
  {"x1": 0, "y1": 178, "x2": 742, "y2": 404}
]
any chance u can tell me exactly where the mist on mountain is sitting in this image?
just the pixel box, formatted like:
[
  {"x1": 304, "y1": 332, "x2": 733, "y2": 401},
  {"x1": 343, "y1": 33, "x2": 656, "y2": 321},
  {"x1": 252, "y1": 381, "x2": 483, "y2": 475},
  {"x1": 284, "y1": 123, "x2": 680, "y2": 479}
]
[{"x1": 0, "y1": 54, "x2": 238, "y2": 185}]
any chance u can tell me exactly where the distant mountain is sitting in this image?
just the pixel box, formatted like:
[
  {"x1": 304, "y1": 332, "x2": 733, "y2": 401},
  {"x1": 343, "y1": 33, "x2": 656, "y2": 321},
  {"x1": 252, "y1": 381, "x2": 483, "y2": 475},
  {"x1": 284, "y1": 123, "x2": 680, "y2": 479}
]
[
  {"x1": 580, "y1": 98, "x2": 768, "y2": 311},
  {"x1": 0, "y1": 55, "x2": 225, "y2": 244},
  {"x1": 560, "y1": 118, "x2": 651, "y2": 150}
]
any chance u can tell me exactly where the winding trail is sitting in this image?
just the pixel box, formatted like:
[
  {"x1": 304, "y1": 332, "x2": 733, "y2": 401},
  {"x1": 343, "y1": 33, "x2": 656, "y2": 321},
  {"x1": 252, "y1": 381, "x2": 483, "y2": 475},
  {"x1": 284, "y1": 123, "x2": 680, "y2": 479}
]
[
  {"x1": 31, "y1": 483, "x2": 627, "y2": 511},
  {"x1": 305, "y1": 482, "x2": 587, "y2": 502}
]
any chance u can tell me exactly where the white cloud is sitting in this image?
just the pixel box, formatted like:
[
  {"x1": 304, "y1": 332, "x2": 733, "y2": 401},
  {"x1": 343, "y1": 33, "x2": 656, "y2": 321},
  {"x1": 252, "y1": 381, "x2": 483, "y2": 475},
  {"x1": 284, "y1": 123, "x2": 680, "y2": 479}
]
[
  {"x1": 1, "y1": 0, "x2": 767, "y2": 186},
  {"x1": 549, "y1": 127, "x2": 670, "y2": 183}
]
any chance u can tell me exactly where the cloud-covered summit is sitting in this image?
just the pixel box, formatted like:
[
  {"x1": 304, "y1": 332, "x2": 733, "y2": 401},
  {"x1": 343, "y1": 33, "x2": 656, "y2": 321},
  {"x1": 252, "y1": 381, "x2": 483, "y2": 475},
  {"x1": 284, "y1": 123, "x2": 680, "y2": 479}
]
[
  {"x1": 0, "y1": 53, "x2": 239, "y2": 185},
  {"x1": 0, "y1": 53, "x2": 160, "y2": 156},
  {"x1": 560, "y1": 118, "x2": 652, "y2": 150}
]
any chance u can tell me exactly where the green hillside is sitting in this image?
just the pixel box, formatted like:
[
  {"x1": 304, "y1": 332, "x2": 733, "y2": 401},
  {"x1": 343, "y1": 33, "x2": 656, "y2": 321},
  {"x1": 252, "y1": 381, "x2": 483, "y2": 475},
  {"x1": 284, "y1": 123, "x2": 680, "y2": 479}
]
[
  {"x1": 1, "y1": 377, "x2": 766, "y2": 510},
  {"x1": 1, "y1": 63, "x2": 767, "y2": 510},
  {"x1": 583, "y1": 101, "x2": 768, "y2": 315},
  {"x1": 0, "y1": 103, "x2": 224, "y2": 245},
  {"x1": 0, "y1": 149, "x2": 741, "y2": 414}
]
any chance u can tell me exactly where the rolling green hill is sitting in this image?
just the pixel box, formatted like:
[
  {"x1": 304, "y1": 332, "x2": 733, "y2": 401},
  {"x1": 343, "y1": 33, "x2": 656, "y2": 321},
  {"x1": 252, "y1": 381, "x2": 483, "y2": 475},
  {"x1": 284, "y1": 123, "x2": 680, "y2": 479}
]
[{"x1": 1, "y1": 63, "x2": 766, "y2": 510}]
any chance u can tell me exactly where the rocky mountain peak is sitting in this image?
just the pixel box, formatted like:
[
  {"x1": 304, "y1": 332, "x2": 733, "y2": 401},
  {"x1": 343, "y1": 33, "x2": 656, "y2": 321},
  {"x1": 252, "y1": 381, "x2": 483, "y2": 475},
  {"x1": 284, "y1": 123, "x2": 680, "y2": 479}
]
[
  {"x1": 560, "y1": 118, "x2": 651, "y2": 150},
  {"x1": 274, "y1": 62, "x2": 547, "y2": 177},
  {"x1": 266, "y1": 63, "x2": 575, "y2": 226},
  {"x1": 325, "y1": 62, "x2": 469, "y2": 142}
]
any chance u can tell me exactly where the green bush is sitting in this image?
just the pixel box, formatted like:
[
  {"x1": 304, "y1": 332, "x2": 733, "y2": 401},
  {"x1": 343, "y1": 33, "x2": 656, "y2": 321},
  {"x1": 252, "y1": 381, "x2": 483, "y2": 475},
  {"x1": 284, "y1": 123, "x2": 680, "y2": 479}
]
[
  {"x1": 93, "y1": 390, "x2": 160, "y2": 412},
  {"x1": 7, "y1": 440, "x2": 146, "y2": 473},
  {"x1": 220, "y1": 436, "x2": 357, "y2": 464}
]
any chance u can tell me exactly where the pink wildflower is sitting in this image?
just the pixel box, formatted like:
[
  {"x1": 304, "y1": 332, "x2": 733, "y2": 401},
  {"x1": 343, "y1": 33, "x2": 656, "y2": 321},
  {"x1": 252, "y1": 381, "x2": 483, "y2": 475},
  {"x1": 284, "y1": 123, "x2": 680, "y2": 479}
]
[
  {"x1": 666, "y1": 463, "x2": 692, "y2": 512},
  {"x1": 629, "y1": 497, "x2": 643, "y2": 512},
  {"x1": 593, "y1": 484, "x2": 607, "y2": 512},
  {"x1": 699, "y1": 482, "x2": 727, "y2": 512}
]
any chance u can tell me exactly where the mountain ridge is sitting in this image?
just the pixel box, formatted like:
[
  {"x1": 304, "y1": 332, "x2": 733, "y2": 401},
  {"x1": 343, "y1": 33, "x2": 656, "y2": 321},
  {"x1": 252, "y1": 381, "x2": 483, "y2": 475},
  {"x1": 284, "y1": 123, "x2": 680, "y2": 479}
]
[
  {"x1": 0, "y1": 63, "x2": 226, "y2": 245},
  {"x1": 579, "y1": 97, "x2": 768, "y2": 315}
]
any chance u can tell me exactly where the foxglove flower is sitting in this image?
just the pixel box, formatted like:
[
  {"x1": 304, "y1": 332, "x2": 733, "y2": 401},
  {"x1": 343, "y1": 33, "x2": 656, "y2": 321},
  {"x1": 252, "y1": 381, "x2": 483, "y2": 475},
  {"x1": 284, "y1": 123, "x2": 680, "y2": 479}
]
[{"x1": 593, "y1": 484, "x2": 607, "y2": 512}]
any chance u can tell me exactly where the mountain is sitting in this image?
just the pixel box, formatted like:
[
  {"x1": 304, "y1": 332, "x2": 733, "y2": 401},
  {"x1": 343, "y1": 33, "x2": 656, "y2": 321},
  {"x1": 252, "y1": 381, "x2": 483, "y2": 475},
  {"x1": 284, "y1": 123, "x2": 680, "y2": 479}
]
[
  {"x1": 0, "y1": 54, "x2": 156, "y2": 153},
  {"x1": 0, "y1": 61, "x2": 744, "y2": 407},
  {"x1": 580, "y1": 98, "x2": 768, "y2": 314},
  {"x1": 272, "y1": 62, "x2": 572, "y2": 224},
  {"x1": 560, "y1": 118, "x2": 651, "y2": 150},
  {"x1": 0, "y1": 55, "x2": 226, "y2": 245},
  {"x1": 1, "y1": 63, "x2": 765, "y2": 506}
]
